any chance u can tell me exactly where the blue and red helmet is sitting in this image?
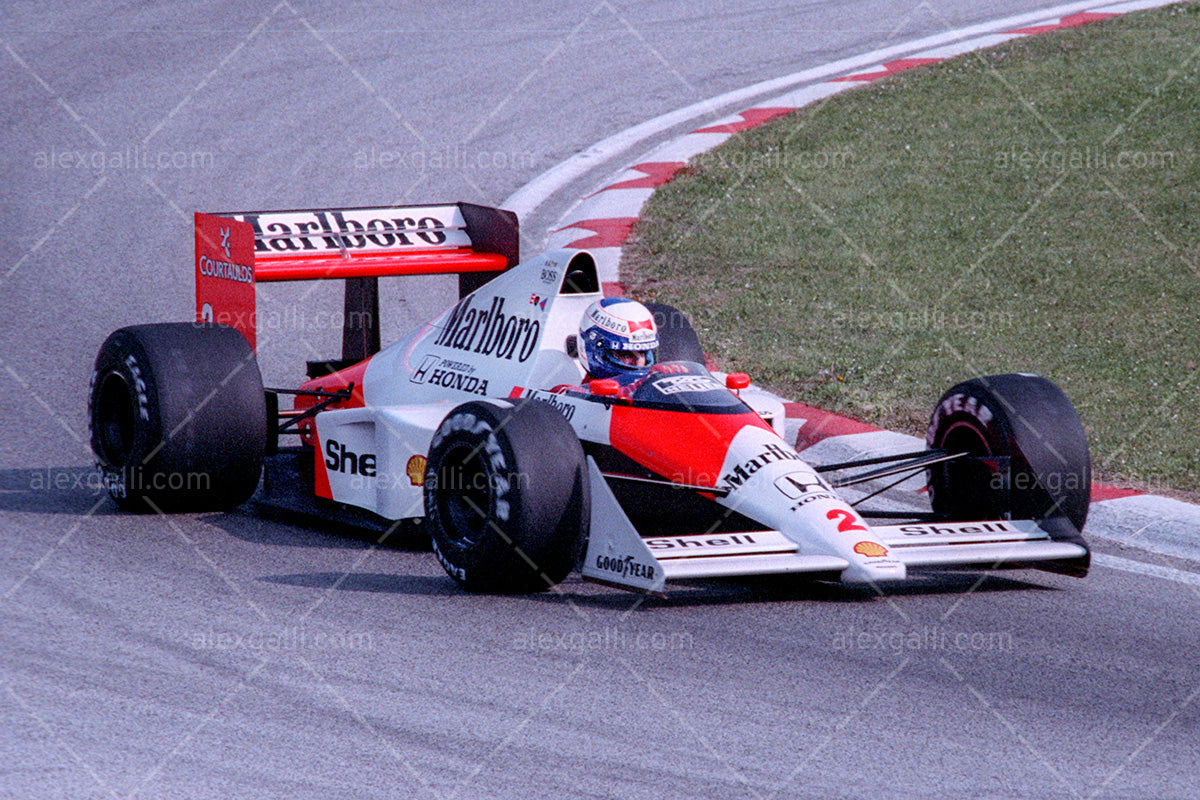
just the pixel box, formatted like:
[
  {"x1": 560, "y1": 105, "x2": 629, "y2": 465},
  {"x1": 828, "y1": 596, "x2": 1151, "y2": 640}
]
[{"x1": 578, "y1": 298, "x2": 659, "y2": 379}]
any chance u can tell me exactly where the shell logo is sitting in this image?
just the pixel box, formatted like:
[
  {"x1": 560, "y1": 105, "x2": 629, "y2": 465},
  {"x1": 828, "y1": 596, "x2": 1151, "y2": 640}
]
[
  {"x1": 406, "y1": 455, "x2": 428, "y2": 486},
  {"x1": 853, "y1": 541, "x2": 888, "y2": 558}
]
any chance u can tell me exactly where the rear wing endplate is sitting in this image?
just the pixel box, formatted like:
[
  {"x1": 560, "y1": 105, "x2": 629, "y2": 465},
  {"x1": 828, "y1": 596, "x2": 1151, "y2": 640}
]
[{"x1": 194, "y1": 202, "x2": 518, "y2": 357}]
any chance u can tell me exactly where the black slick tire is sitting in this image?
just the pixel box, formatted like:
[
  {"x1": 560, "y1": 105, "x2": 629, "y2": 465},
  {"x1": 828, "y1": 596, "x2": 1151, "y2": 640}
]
[
  {"x1": 424, "y1": 399, "x2": 589, "y2": 593},
  {"x1": 926, "y1": 373, "x2": 1091, "y2": 534},
  {"x1": 88, "y1": 323, "x2": 267, "y2": 512}
]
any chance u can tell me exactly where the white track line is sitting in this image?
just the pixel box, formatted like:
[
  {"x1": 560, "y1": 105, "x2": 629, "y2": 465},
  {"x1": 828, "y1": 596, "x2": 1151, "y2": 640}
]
[
  {"x1": 505, "y1": 0, "x2": 1180, "y2": 222},
  {"x1": 1093, "y1": 554, "x2": 1200, "y2": 588}
]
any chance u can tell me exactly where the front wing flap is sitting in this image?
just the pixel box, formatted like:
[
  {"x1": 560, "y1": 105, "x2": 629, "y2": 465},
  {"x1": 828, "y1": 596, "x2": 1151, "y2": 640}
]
[
  {"x1": 579, "y1": 459, "x2": 851, "y2": 592},
  {"x1": 872, "y1": 519, "x2": 1089, "y2": 574}
]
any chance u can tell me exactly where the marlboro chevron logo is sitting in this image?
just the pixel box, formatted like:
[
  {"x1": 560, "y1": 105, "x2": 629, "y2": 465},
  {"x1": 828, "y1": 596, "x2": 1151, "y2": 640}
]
[{"x1": 231, "y1": 206, "x2": 472, "y2": 255}]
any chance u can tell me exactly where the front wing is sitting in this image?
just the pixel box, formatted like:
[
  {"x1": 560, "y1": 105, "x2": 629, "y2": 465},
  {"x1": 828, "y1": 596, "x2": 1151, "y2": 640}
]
[{"x1": 581, "y1": 459, "x2": 1088, "y2": 593}]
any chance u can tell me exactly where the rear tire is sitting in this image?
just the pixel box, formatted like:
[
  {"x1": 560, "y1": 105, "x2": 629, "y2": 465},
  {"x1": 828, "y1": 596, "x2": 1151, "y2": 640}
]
[
  {"x1": 926, "y1": 374, "x2": 1091, "y2": 533},
  {"x1": 424, "y1": 399, "x2": 589, "y2": 593},
  {"x1": 88, "y1": 323, "x2": 266, "y2": 512}
]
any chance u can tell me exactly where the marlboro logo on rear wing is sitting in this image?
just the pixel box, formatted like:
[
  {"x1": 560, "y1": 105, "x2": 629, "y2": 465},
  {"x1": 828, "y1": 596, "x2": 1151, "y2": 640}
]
[{"x1": 194, "y1": 202, "x2": 518, "y2": 356}]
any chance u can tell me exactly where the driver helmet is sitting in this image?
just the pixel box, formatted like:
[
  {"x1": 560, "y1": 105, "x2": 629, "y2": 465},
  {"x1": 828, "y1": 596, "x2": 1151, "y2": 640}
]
[{"x1": 578, "y1": 298, "x2": 659, "y2": 379}]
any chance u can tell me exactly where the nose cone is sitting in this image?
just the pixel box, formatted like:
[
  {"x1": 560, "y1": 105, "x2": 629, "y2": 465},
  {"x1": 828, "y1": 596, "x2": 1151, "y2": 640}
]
[
  {"x1": 840, "y1": 555, "x2": 907, "y2": 584},
  {"x1": 608, "y1": 404, "x2": 775, "y2": 487}
]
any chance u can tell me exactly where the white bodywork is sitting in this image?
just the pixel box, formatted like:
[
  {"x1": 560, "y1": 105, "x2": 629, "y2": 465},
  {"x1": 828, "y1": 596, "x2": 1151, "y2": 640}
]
[{"x1": 308, "y1": 248, "x2": 1085, "y2": 592}]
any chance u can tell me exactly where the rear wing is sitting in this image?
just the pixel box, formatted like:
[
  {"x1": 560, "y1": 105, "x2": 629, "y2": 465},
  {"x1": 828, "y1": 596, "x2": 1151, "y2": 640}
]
[{"x1": 194, "y1": 202, "x2": 518, "y2": 363}]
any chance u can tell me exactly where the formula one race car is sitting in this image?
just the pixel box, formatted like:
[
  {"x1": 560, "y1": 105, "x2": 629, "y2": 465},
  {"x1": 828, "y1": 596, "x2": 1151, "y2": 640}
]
[{"x1": 88, "y1": 202, "x2": 1091, "y2": 593}]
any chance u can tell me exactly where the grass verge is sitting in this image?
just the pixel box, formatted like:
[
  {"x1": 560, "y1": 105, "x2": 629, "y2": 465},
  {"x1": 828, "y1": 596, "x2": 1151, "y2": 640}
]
[{"x1": 623, "y1": 4, "x2": 1199, "y2": 497}]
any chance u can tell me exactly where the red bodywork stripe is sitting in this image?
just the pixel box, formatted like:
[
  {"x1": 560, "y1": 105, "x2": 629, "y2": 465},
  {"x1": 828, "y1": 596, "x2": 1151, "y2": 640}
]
[
  {"x1": 254, "y1": 249, "x2": 507, "y2": 281},
  {"x1": 312, "y1": 429, "x2": 333, "y2": 499},
  {"x1": 608, "y1": 406, "x2": 774, "y2": 488},
  {"x1": 297, "y1": 362, "x2": 370, "y2": 500},
  {"x1": 295, "y1": 358, "x2": 371, "y2": 411}
]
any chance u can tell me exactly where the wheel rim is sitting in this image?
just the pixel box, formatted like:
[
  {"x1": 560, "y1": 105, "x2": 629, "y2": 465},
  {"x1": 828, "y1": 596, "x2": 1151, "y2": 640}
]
[
  {"x1": 937, "y1": 420, "x2": 1001, "y2": 519},
  {"x1": 941, "y1": 421, "x2": 992, "y2": 459},
  {"x1": 434, "y1": 443, "x2": 493, "y2": 546},
  {"x1": 95, "y1": 372, "x2": 136, "y2": 467}
]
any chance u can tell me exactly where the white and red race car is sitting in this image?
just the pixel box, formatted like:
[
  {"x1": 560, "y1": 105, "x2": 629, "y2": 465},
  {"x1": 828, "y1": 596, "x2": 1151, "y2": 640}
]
[{"x1": 89, "y1": 202, "x2": 1091, "y2": 593}]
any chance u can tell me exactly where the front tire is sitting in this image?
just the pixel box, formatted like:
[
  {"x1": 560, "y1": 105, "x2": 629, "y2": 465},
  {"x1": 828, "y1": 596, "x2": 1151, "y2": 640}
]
[
  {"x1": 88, "y1": 323, "x2": 266, "y2": 512},
  {"x1": 424, "y1": 399, "x2": 589, "y2": 593},
  {"x1": 926, "y1": 374, "x2": 1091, "y2": 533}
]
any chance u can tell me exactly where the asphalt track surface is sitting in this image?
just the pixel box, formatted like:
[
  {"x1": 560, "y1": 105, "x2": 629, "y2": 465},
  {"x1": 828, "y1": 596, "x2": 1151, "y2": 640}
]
[{"x1": 2, "y1": 2, "x2": 1198, "y2": 798}]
